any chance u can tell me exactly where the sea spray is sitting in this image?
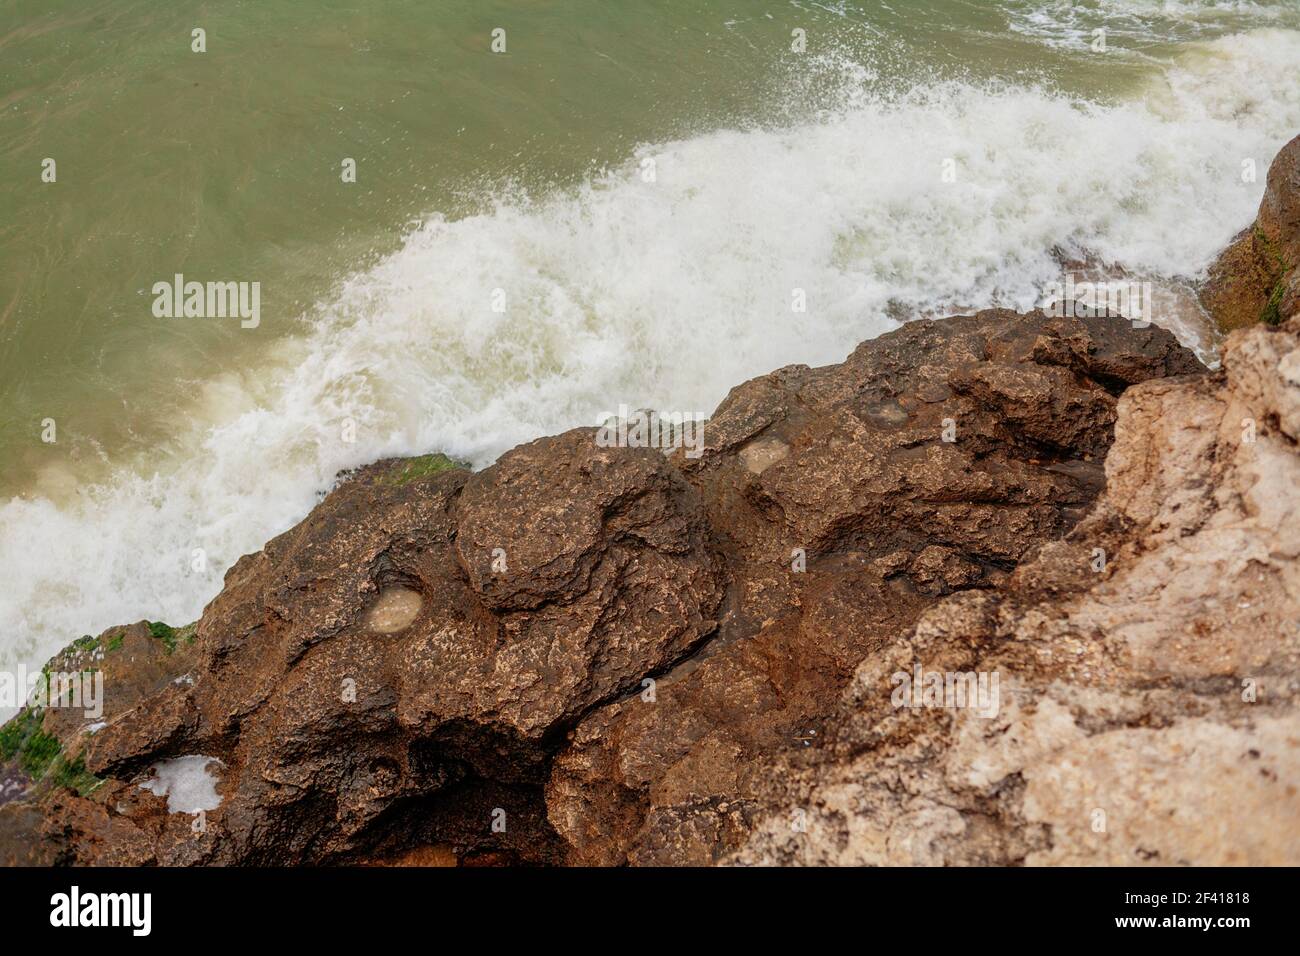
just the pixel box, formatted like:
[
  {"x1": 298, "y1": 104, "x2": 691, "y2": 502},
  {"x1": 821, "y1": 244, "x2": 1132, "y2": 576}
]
[{"x1": 3, "y1": 27, "x2": 1300, "y2": 718}]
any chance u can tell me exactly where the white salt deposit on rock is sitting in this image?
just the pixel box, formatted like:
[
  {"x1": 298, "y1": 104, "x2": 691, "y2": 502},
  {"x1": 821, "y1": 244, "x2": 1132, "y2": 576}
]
[{"x1": 139, "y1": 755, "x2": 224, "y2": 813}]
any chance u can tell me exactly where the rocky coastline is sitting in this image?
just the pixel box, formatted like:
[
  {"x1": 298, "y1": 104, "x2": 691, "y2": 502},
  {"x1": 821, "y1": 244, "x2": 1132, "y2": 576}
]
[{"x1": 3, "y1": 136, "x2": 1298, "y2": 867}]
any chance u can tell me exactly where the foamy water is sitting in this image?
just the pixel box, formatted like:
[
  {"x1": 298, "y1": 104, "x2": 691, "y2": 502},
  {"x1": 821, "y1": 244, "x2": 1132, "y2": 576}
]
[
  {"x1": 2, "y1": 23, "x2": 1299, "y2": 712},
  {"x1": 1004, "y1": 0, "x2": 1296, "y2": 49}
]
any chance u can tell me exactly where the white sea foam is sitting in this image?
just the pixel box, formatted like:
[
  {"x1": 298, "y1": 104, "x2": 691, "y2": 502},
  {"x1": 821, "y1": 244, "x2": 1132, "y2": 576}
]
[
  {"x1": 139, "y1": 755, "x2": 224, "y2": 814},
  {"x1": 2, "y1": 28, "x2": 1299, "y2": 717},
  {"x1": 1004, "y1": 0, "x2": 1298, "y2": 50}
]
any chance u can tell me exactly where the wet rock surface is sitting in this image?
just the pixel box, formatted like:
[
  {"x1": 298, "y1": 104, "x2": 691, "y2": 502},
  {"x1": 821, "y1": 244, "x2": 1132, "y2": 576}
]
[
  {"x1": 3, "y1": 308, "x2": 1232, "y2": 866},
  {"x1": 547, "y1": 310, "x2": 1205, "y2": 865},
  {"x1": 1203, "y1": 134, "x2": 1300, "y2": 331},
  {"x1": 732, "y1": 317, "x2": 1300, "y2": 866}
]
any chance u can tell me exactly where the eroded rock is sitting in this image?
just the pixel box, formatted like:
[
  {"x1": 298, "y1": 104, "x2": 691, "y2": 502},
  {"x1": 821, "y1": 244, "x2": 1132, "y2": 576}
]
[
  {"x1": 5, "y1": 307, "x2": 1268, "y2": 868},
  {"x1": 730, "y1": 318, "x2": 1300, "y2": 867},
  {"x1": 545, "y1": 310, "x2": 1198, "y2": 865},
  {"x1": 1203, "y1": 134, "x2": 1300, "y2": 331}
]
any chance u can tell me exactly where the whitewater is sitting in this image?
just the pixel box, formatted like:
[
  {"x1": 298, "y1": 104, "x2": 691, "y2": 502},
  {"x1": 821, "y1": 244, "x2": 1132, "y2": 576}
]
[{"x1": 2, "y1": 25, "x2": 1299, "y2": 714}]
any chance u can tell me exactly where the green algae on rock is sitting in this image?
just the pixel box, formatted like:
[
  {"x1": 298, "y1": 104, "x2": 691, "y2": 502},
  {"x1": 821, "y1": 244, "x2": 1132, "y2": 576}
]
[
  {"x1": 1203, "y1": 135, "x2": 1300, "y2": 332},
  {"x1": 382, "y1": 453, "x2": 470, "y2": 487}
]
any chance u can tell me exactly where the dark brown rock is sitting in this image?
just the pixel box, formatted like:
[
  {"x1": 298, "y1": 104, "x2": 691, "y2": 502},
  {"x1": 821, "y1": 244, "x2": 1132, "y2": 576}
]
[
  {"x1": 1203, "y1": 134, "x2": 1300, "y2": 331},
  {"x1": 7, "y1": 430, "x2": 724, "y2": 863},
  {"x1": 0, "y1": 309, "x2": 1201, "y2": 867},
  {"x1": 732, "y1": 318, "x2": 1300, "y2": 866},
  {"x1": 546, "y1": 309, "x2": 1198, "y2": 864}
]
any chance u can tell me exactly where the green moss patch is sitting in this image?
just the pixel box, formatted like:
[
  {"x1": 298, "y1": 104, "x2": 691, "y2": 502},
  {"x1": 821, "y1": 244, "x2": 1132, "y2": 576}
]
[
  {"x1": 0, "y1": 708, "x2": 104, "y2": 796},
  {"x1": 1, "y1": 709, "x2": 59, "y2": 778},
  {"x1": 0, "y1": 709, "x2": 40, "y2": 762},
  {"x1": 70, "y1": 634, "x2": 99, "y2": 653},
  {"x1": 1261, "y1": 273, "x2": 1289, "y2": 326},
  {"x1": 51, "y1": 755, "x2": 103, "y2": 797},
  {"x1": 1254, "y1": 225, "x2": 1285, "y2": 267},
  {"x1": 147, "y1": 621, "x2": 178, "y2": 653},
  {"x1": 19, "y1": 727, "x2": 61, "y2": 779},
  {"x1": 146, "y1": 621, "x2": 197, "y2": 654},
  {"x1": 383, "y1": 453, "x2": 468, "y2": 486}
]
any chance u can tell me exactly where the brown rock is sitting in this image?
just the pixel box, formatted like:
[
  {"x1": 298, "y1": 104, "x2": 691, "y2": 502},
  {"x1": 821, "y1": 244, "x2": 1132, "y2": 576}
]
[
  {"x1": 1202, "y1": 134, "x2": 1300, "y2": 330},
  {"x1": 731, "y1": 318, "x2": 1300, "y2": 867},
  {"x1": 545, "y1": 310, "x2": 1197, "y2": 865},
  {"x1": 0, "y1": 308, "x2": 1209, "y2": 867},
  {"x1": 7, "y1": 429, "x2": 724, "y2": 863}
]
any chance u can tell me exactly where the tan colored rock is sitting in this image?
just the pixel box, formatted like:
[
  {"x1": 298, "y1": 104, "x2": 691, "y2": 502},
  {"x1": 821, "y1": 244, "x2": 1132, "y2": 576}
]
[
  {"x1": 547, "y1": 311, "x2": 1197, "y2": 865},
  {"x1": 732, "y1": 319, "x2": 1300, "y2": 867},
  {"x1": 1022, "y1": 716, "x2": 1300, "y2": 866},
  {"x1": 2, "y1": 308, "x2": 1251, "y2": 868}
]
